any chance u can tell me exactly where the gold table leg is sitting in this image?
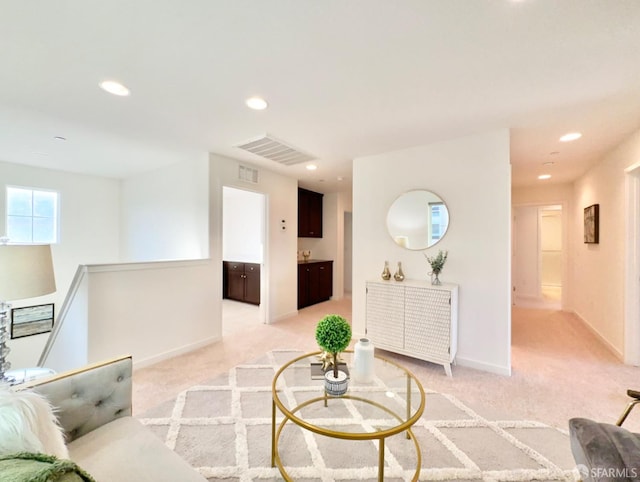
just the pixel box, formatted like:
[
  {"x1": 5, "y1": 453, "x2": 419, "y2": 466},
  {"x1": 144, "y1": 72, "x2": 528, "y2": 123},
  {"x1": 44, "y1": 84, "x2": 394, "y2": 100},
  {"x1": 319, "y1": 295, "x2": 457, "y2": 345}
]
[
  {"x1": 406, "y1": 374, "x2": 411, "y2": 439},
  {"x1": 271, "y1": 398, "x2": 276, "y2": 467},
  {"x1": 378, "y1": 437, "x2": 385, "y2": 482}
]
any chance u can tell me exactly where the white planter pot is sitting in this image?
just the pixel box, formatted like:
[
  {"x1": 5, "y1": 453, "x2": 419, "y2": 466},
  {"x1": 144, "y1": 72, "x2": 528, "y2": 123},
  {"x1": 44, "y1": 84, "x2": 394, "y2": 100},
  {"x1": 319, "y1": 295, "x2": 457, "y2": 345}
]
[{"x1": 324, "y1": 369, "x2": 349, "y2": 396}]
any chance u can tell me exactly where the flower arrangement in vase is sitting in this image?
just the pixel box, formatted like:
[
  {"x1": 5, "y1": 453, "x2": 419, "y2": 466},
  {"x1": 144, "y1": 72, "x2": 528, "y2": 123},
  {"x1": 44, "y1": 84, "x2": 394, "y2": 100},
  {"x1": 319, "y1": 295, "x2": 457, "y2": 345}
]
[
  {"x1": 424, "y1": 250, "x2": 448, "y2": 285},
  {"x1": 315, "y1": 314, "x2": 352, "y2": 396}
]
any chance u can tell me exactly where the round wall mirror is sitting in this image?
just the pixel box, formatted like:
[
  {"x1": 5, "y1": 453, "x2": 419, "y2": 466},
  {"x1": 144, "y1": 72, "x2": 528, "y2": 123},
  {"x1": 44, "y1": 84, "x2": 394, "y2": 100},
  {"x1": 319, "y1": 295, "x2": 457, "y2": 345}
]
[{"x1": 386, "y1": 190, "x2": 450, "y2": 250}]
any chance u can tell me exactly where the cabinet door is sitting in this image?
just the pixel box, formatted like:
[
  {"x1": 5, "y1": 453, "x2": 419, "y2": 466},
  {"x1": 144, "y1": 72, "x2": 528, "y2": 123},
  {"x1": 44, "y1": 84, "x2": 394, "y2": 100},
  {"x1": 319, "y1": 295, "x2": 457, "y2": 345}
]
[
  {"x1": 306, "y1": 190, "x2": 323, "y2": 237},
  {"x1": 298, "y1": 188, "x2": 323, "y2": 238},
  {"x1": 298, "y1": 264, "x2": 310, "y2": 309},
  {"x1": 365, "y1": 282, "x2": 404, "y2": 350},
  {"x1": 317, "y1": 262, "x2": 332, "y2": 301},
  {"x1": 244, "y1": 263, "x2": 261, "y2": 305},
  {"x1": 404, "y1": 286, "x2": 451, "y2": 360},
  {"x1": 227, "y1": 263, "x2": 245, "y2": 301},
  {"x1": 223, "y1": 261, "x2": 230, "y2": 298},
  {"x1": 307, "y1": 263, "x2": 321, "y2": 305},
  {"x1": 298, "y1": 189, "x2": 309, "y2": 237}
]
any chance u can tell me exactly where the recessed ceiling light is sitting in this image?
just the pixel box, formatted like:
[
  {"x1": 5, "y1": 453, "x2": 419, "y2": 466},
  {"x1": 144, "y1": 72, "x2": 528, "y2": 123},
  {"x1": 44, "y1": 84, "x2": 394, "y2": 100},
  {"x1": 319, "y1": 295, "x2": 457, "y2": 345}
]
[
  {"x1": 53, "y1": 136, "x2": 66, "y2": 141},
  {"x1": 245, "y1": 96, "x2": 268, "y2": 110},
  {"x1": 538, "y1": 174, "x2": 552, "y2": 180},
  {"x1": 543, "y1": 161, "x2": 555, "y2": 166},
  {"x1": 559, "y1": 132, "x2": 582, "y2": 142},
  {"x1": 306, "y1": 164, "x2": 317, "y2": 171},
  {"x1": 99, "y1": 80, "x2": 130, "y2": 96}
]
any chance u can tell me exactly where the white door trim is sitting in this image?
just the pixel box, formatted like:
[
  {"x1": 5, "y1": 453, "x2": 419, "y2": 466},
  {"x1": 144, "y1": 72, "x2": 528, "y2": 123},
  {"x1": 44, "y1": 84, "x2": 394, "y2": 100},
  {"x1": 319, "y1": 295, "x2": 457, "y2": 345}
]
[{"x1": 624, "y1": 162, "x2": 640, "y2": 365}]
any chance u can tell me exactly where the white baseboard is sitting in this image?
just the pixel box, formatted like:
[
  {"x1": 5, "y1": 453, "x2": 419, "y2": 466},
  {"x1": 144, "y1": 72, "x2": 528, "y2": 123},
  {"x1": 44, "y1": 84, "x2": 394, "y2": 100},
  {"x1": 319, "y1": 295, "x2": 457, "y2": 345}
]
[
  {"x1": 132, "y1": 335, "x2": 222, "y2": 369},
  {"x1": 271, "y1": 310, "x2": 299, "y2": 323},
  {"x1": 571, "y1": 309, "x2": 623, "y2": 361},
  {"x1": 455, "y1": 356, "x2": 512, "y2": 376},
  {"x1": 513, "y1": 295, "x2": 561, "y2": 310}
]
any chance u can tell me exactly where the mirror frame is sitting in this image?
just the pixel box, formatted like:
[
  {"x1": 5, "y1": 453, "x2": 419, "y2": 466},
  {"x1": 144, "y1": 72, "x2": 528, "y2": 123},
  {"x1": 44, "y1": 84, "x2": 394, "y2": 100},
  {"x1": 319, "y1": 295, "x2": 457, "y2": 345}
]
[{"x1": 386, "y1": 189, "x2": 450, "y2": 250}]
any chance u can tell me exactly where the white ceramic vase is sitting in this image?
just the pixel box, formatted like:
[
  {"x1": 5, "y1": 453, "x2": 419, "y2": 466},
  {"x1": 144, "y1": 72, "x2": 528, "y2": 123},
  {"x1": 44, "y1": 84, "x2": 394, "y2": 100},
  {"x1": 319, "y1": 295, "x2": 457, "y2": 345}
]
[{"x1": 353, "y1": 337, "x2": 375, "y2": 383}]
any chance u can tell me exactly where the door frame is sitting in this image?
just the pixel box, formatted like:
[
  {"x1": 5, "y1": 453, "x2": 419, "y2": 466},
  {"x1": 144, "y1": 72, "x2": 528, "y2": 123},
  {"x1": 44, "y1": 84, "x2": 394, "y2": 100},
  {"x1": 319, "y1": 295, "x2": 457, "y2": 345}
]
[
  {"x1": 511, "y1": 201, "x2": 567, "y2": 309},
  {"x1": 624, "y1": 162, "x2": 640, "y2": 365},
  {"x1": 221, "y1": 185, "x2": 268, "y2": 325}
]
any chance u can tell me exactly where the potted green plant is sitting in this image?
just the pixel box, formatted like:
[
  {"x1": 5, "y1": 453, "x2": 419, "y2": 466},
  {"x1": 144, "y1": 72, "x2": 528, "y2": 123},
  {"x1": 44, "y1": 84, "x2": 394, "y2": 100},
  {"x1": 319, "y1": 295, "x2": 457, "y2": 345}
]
[
  {"x1": 424, "y1": 249, "x2": 448, "y2": 285},
  {"x1": 315, "y1": 314, "x2": 352, "y2": 396}
]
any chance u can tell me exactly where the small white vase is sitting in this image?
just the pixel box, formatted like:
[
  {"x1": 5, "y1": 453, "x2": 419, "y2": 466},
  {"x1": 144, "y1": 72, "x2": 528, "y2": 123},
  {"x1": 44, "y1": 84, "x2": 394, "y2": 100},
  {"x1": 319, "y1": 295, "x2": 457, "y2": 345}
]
[
  {"x1": 353, "y1": 338, "x2": 375, "y2": 383},
  {"x1": 324, "y1": 370, "x2": 349, "y2": 396}
]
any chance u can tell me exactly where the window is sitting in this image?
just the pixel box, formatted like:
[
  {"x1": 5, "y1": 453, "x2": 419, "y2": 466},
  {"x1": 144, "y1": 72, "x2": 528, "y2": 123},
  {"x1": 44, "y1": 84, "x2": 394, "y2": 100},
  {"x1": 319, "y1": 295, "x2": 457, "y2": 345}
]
[
  {"x1": 429, "y1": 202, "x2": 449, "y2": 243},
  {"x1": 6, "y1": 187, "x2": 59, "y2": 244}
]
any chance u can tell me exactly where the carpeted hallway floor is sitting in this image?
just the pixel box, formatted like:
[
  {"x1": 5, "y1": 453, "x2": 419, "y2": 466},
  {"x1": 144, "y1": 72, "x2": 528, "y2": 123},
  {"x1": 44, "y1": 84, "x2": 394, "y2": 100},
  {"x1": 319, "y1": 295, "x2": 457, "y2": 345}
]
[{"x1": 133, "y1": 297, "x2": 640, "y2": 434}]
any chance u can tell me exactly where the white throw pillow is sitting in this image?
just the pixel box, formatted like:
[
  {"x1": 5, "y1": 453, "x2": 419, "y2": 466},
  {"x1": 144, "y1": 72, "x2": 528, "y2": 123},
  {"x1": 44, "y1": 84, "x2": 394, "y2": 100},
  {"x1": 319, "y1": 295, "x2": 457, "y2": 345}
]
[{"x1": 0, "y1": 386, "x2": 69, "y2": 459}]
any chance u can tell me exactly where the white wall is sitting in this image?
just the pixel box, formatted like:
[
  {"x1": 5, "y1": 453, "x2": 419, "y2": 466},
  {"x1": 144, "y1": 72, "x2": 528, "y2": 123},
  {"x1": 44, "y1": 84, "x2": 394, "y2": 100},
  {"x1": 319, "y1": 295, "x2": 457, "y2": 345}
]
[
  {"x1": 210, "y1": 154, "x2": 298, "y2": 323},
  {"x1": 40, "y1": 268, "x2": 89, "y2": 371},
  {"x1": 223, "y1": 186, "x2": 264, "y2": 263},
  {"x1": 353, "y1": 129, "x2": 512, "y2": 375},
  {"x1": 570, "y1": 129, "x2": 640, "y2": 357},
  {"x1": 120, "y1": 157, "x2": 209, "y2": 262},
  {"x1": 512, "y1": 183, "x2": 574, "y2": 206},
  {"x1": 344, "y1": 212, "x2": 353, "y2": 293},
  {"x1": 42, "y1": 260, "x2": 219, "y2": 372},
  {"x1": 0, "y1": 161, "x2": 120, "y2": 367},
  {"x1": 86, "y1": 261, "x2": 218, "y2": 368}
]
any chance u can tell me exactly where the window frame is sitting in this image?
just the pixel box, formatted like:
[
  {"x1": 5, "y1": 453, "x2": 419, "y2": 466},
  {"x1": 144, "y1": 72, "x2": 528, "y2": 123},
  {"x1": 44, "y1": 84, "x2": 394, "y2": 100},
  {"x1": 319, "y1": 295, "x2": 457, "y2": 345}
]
[{"x1": 5, "y1": 185, "x2": 61, "y2": 245}]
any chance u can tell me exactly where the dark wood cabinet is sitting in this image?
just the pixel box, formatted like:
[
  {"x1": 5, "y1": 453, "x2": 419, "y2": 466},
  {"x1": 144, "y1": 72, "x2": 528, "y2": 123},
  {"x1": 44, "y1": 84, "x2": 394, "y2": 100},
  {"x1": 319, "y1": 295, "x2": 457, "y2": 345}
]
[
  {"x1": 223, "y1": 261, "x2": 260, "y2": 305},
  {"x1": 298, "y1": 260, "x2": 333, "y2": 309},
  {"x1": 298, "y1": 187, "x2": 323, "y2": 238}
]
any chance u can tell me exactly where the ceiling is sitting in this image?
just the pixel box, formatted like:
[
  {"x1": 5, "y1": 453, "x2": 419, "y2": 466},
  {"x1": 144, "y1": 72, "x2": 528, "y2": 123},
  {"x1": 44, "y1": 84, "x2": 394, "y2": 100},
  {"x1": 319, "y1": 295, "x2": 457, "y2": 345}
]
[{"x1": 1, "y1": 1, "x2": 639, "y2": 193}]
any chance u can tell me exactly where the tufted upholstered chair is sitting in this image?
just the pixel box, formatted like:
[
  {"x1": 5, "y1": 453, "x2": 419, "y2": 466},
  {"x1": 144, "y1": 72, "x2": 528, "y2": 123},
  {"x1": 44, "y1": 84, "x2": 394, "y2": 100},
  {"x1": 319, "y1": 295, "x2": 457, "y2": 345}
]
[
  {"x1": 19, "y1": 356, "x2": 133, "y2": 442},
  {"x1": 15, "y1": 355, "x2": 207, "y2": 481},
  {"x1": 569, "y1": 390, "x2": 640, "y2": 482}
]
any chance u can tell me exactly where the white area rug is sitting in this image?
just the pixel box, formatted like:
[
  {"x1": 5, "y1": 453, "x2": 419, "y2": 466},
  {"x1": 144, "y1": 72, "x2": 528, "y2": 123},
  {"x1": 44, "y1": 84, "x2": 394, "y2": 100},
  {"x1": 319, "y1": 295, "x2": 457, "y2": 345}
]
[{"x1": 138, "y1": 350, "x2": 580, "y2": 481}]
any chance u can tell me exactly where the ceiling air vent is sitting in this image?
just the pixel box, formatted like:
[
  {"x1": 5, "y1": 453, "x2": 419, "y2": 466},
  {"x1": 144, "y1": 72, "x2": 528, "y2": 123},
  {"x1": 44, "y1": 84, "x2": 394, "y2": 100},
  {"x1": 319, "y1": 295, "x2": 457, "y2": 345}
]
[
  {"x1": 238, "y1": 165, "x2": 258, "y2": 183},
  {"x1": 235, "y1": 134, "x2": 315, "y2": 166}
]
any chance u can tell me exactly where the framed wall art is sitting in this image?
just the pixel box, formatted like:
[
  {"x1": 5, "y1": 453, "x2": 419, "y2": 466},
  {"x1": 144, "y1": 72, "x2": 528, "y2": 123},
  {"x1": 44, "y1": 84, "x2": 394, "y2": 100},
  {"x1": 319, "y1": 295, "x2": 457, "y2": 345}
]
[
  {"x1": 584, "y1": 204, "x2": 599, "y2": 244},
  {"x1": 11, "y1": 303, "x2": 54, "y2": 339}
]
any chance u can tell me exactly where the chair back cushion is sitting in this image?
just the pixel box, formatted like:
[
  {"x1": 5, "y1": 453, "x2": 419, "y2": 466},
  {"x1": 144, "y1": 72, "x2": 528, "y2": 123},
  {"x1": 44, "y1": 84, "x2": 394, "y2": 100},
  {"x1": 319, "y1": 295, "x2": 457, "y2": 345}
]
[{"x1": 17, "y1": 356, "x2": 132, "y2": 443}]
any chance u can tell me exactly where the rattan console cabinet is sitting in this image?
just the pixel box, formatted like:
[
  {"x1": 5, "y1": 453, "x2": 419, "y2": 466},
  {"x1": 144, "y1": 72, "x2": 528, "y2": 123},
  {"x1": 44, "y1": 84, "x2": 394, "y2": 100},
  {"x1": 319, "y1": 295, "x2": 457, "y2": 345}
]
[{"x1": 365, "y1": 279, "x2": 459, "y2": 376}]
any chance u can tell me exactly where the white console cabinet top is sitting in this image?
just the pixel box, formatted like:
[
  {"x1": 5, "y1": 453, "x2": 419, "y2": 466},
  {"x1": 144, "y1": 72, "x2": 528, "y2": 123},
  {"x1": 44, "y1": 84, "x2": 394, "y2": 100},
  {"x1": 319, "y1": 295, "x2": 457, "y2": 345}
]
[{"x1": 367, "y1": 278, "x2": 458, "y2": 290}]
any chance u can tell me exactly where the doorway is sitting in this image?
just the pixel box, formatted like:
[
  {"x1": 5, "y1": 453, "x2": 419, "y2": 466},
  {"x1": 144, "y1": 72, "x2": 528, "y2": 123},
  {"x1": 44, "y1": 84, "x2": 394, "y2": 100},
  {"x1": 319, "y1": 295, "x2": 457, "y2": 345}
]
[
  {"x1": 222, "y1": 186, "x2": 266, "y2": 335},
  {"x1": 512, "y1": 204, "x2": 564, "y2": 309}
]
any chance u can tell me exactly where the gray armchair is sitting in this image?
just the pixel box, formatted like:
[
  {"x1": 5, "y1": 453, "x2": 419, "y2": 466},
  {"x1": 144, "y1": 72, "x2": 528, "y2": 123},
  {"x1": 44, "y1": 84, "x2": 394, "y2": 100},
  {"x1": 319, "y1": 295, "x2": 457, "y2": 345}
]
[{"x1": 569, "y1": 390, "x2": 640, "y2": 482}]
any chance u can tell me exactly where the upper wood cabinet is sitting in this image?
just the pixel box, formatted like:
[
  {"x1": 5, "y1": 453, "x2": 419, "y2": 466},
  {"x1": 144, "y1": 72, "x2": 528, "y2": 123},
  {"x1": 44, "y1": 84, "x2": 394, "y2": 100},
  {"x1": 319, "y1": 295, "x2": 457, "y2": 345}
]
[{"x1": 298, "y1": 187, "x2": 323, "y2": 238}]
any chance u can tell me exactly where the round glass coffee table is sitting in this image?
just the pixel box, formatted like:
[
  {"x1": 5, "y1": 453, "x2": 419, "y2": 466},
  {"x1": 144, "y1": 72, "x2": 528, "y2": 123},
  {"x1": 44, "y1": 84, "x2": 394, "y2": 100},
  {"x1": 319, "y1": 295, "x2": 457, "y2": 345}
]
[{"x1": 271, "y1": 350, "x2": 425, "y2": 481}]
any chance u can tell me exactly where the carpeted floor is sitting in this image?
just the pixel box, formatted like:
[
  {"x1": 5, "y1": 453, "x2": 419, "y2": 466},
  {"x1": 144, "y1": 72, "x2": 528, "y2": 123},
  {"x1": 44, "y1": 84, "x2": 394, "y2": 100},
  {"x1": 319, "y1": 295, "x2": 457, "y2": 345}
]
[{"x1": 138, "y1": 349, "x2": 579, "y2": 482}]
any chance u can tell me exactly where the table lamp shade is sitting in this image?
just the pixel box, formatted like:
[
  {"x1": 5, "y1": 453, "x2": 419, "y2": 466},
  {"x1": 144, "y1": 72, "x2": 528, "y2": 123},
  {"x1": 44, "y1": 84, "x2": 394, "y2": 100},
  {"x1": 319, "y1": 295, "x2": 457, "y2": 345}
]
[{"x1": 0, "y1": 245, "x2": 56, "y2": 301}]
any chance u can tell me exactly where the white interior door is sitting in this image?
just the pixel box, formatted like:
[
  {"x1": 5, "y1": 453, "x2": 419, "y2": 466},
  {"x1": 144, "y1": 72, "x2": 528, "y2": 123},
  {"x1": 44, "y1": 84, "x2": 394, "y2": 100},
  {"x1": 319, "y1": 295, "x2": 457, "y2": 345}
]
[{"x1": 513, "y1": 206, "x2": 541, "y2": 303}]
